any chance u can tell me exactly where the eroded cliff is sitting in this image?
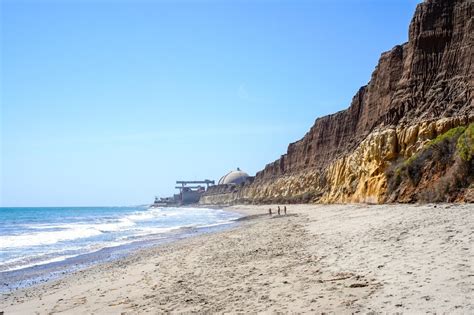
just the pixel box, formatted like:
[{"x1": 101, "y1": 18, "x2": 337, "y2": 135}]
[{"x1": 201, "y1": 0, "x2": 473, "y2": 205}]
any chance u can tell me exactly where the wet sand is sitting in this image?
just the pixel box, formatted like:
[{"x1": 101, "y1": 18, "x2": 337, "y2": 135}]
[{"x1": 1, "y1": 204, "x2": 472, "y2": 313}]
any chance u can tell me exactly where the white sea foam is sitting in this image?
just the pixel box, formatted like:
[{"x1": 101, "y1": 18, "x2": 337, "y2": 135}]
[
  {"x1": 0, "y1": 226, "x2": 103, "y2": 249},
  {"x1": 126, "y1": 212, "x2": 156, "y2": 221},
  {"x1": 1, "y1": 214, "x2": 152, "y2": 249},
  {"x1": 124, "y1": 208, "x2": 182, "y2": 221},
  {"x1": 0, "y1": 206, "x2": 241, "y2": 272},
  {"x1": 1, "y1": 210, "x2": 176, "y2": 249},
  {"x1": 0, "y1": 254, "x2": 80, "y2": 272},
  {"x1": 195, "y1": 221, "x2": 236, "y2": 229},
  {"x1": 115, "y1": 228, "x2": 176, "y2": 242},
  {"x1": 94, "y1": 218, "x2": 136, "y2": 232},
  {"x1": 0, "y1": 239, "x2": 131, "y2": 272}
]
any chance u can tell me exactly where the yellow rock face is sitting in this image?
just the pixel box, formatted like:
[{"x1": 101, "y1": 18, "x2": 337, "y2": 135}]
[
  {"x1": 201, "y1": 115, "x2": 474, "y2": 205},
  {"x1": 321, "y1": 116, "x2": 471, "y2": 203}
]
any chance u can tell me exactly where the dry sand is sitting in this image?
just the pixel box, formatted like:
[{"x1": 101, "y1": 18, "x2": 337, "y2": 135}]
[{"x1": 1, "y1": 203, "x2": 472, "y2": 313}]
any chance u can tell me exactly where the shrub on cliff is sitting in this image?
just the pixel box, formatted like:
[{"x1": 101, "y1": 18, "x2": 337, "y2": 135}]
[
  {"x1": 428, "y1": 125, "x2": 466, "y2": 148},
  {"x1": 386, "y1": 124, "x2": 473, "y2": 202},
  {"x1": 457, "y1": 123, "x2": 474, "y2": 161},
  {"x1": 405, "y1": 127, "x2": 461, "y2": 185}
]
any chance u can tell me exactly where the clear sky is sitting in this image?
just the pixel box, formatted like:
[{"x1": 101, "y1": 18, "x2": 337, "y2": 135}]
[{"x1": 1, "y1": 0, "x2": 419, "y2": 207}]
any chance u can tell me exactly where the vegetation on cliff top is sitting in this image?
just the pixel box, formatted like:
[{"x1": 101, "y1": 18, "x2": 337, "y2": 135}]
[{"x1": 387, "y1": 123, "x2": 473, "y2": 203}]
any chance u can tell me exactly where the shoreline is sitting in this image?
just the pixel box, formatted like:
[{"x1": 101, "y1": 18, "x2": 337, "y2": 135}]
[
  {"x1": 1, "y1": 203, "x2": 472, "y2": 313},
  {"x1": 0, "y1": 208, "x2": 243, "y2": 295}
]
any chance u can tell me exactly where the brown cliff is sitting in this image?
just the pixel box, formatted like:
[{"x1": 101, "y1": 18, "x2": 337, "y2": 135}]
[
  {"x1": 201, "y1": 0, "x2": 473, "y2": 205},
  {"x1": 259, "y1": 0, "x2": 472, "y2": 179}
]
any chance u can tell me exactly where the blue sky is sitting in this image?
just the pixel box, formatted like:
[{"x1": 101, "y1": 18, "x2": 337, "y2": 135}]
[{"x1": 1, "y1": 0, "x2": 419, "y2": 206}]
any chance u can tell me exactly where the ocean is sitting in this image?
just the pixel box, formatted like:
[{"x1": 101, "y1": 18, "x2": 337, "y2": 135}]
[{"x1": 0, "y1": 206, "x2": 241, "y2": 292}]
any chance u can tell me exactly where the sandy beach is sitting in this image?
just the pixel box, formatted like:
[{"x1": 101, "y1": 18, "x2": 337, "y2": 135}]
[{"x1": 1, "y1": 203, "x2": 472, "y2": 314}]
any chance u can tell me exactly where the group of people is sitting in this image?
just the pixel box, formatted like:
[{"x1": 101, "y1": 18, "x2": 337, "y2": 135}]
[{"x1": 268, "y1": 205, "x2": 287, "y2": 216}]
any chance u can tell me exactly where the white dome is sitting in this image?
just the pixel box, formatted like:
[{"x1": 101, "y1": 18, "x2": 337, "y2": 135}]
[{"x1": 218, "y1": 168, "x2": 250, "y2": 185}]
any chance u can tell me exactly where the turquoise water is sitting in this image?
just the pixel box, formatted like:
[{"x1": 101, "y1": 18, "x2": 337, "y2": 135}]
[{"x1": 0, "y1": 206, "x2": 241, "y2": 274}]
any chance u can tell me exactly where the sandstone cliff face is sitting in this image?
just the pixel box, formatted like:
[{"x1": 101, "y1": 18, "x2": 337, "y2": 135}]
[
  {"x1": 258, "y1": 0, "x2": 472, "y2": 179},
  {"x1": 201, "y1": 0, "x2": 473, "y2": 205},
  {"x1": 200, "y1": 116, "x2": 474, "y2": 205}
]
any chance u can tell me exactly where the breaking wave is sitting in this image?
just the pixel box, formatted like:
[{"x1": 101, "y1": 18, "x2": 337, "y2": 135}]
[{"x1": 0, "y1": 206, "x2": 241, "y2": 273}]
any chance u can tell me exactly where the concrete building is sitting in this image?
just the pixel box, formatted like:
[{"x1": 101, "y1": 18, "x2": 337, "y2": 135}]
[{"x1": 218, "y1": 168, "x2": 250, "y2": 185}]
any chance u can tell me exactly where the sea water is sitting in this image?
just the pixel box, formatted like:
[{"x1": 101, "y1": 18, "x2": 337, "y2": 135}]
[{"x1": 0, "y1": 206, "x2": 241, "y2": 291}]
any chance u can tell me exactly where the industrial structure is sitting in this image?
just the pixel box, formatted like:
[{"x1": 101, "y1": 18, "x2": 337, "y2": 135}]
[
  {"x1": 175, "y1": 180, "x2": 215, "y2": 204},
  {"x1": 153, "y1": 180, "x2": 215, "y2": 206},
  {"x1": 152, "y1": 169, "x2": 251, "y2": 207}
]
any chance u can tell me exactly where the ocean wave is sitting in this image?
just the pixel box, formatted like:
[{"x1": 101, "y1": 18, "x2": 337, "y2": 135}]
[
  {"x1": 0, "y1": 239, "x2": 130, "y2": 272},
  {"x1": 0, "y1": 207, "x2": 241, "y2": 260},
  {"x1": 1, "y1": 211, "x2": 159, "y2": 249},
  {"x1": 117, "y1": 227, "x2": 180, "y2": 241},
  {"x1": 0, "y1": 254, "x2": 80, "y2": 272},
  {"x1": 94, "y1": 218, "x2": 136, "y2": 232},
  {"x1": 0, "y1": 226, "x2": 104, "y2": 249},
  {"x1": 195, "y1": 221, "x2": 236, "y2": 229},
  {"x1": 124, "y1": 208, "x2": 185, "y2": 221},
  {"x1": 0, "y1": 247, "x2": 87, "y2": 272}
]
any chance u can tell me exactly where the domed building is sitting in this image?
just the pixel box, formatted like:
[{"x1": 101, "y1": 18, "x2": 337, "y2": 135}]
[{"x1": 218, "y1": 168, "x2": 250, "y2": 185}]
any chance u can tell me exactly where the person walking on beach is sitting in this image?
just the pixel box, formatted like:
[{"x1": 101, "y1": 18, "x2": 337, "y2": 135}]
[
  {"x1": 277, "y1": 206, "x2": 281, "y2": 216},
  {"x1": 268, "y1": 208, "x2": 272, "y2": 216},
  {"x1": 284, "y1": 206, "x2": 287, "y2": 215}
]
